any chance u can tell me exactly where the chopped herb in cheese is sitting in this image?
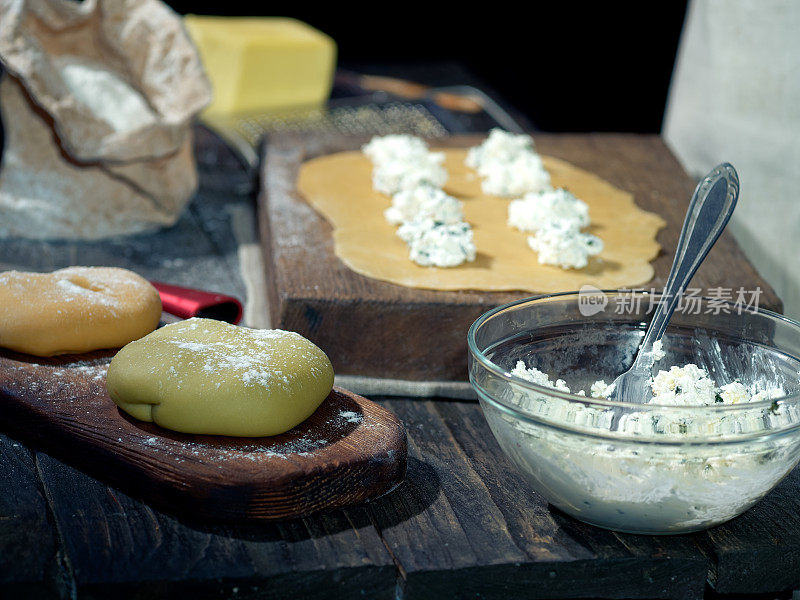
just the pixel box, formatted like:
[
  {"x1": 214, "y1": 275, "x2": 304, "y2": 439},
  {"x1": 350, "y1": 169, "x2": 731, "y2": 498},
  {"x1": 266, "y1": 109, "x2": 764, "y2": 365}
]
[
  {"x1": 363, "y1": 135, "x2": 447, "y2": 195},
  {"x1": 466, "y1": 128, "x2": 536, "y2": 170},
  {"x1": 384, "y1": 185, "x2": 463, "y2": 226},
  {"x1": 478, "y1": 153, "x2": 551, "y2": 197},
  {"x1": 526, "y1": 221, "x2": 603, "y2": 269},
  {"x1": 466, "y1": 129, "x2": 550, "y2": 197},
  {"x1": 371, "y1": 153, "x2": 447, "y2": 195},
  {"x1": 397, "y1": 219, "x2": 476, "y2": 268},
  {"x1": 508, "y1": 188, "x2": 590, "y2": 232}
]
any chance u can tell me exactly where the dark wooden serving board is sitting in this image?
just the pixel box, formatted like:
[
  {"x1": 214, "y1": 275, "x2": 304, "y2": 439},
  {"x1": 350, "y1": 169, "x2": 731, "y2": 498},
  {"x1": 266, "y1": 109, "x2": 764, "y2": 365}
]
[
  {"x1": 0, "y1": 349, "x2": 407, "y2": 521},
  {"x1": 259, "y1": 133, "x2": 781, "y2": 382}
]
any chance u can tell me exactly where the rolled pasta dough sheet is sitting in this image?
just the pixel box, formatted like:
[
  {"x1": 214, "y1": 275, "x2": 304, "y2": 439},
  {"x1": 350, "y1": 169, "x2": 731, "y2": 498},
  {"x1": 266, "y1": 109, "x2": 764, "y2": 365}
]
[{"x1": 296, "y1": 148, "x2": 665, "y2": 292}]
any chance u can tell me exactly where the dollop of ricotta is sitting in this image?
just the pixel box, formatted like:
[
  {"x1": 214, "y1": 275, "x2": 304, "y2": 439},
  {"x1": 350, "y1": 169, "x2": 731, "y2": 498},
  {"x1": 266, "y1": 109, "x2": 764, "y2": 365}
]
[
  {"x1": 508, "y1": 188, "x2": 590, "y2": 233},
  {"x1": 362, "y1": 134, "x2": 430, "y2": 165},
  {"x1": 466, "y1": 129, "x2": 550, "y2": 197},
  {"x1": 362, "y1": 135, "x2": 448, "y2": 195},
  {"x1": 365, "y1": 135, "x2": 474, "y2": 267},
  {"x1": 526, "y1": 221, "x2": 603, "y2": 269},
  {"x1": 466, "y1": 128, "x2": 536, "y2": 170},
  {"x1": 371, "y1": 153, "x2": 447, "y2": 196},
  {"x1": 397, "y1": 219, "x2": 476, "y2": 268},
  {"x1": 384, "y1": 185, "x2": 463, "y2": 226}
]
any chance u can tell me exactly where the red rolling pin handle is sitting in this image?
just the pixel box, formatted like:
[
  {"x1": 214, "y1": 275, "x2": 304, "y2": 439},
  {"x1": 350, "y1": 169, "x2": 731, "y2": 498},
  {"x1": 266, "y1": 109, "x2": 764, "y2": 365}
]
[{"x1": 150, "y1": 281, "x2": 243, "y2": 325}]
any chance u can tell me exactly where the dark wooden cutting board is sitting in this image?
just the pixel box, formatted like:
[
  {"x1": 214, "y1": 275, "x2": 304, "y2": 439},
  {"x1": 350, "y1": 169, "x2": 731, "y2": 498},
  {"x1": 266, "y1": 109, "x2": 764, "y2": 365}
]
[
  {"x1": 0, "y1": 348, "x2": 407, "y2": 521},
  {"x1": 258, "y1": 132, "x2": 781, "y2": 382}
]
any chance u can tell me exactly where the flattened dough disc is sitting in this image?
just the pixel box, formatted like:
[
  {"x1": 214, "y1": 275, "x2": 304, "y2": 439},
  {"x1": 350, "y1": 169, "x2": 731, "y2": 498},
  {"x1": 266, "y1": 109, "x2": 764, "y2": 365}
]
[{"x1": 296, "y1": 148, "x2": 665, "y2": 292}]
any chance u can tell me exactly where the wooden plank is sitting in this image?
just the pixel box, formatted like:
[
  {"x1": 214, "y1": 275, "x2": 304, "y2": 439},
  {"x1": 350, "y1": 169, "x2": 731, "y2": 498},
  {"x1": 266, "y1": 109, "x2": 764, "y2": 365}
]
[
  {"x1": 698, "y1": 465, "x2": 800, "y2": 595},
  {"x1": 7, "y1": 389, "x2": 800, "y2": 599},
  {"x1": 259, "y1": 133, "x2": 782, "y2": 382},
  {"x1": 34, "y1": 451, "x2": 397, "y2": 599},
  {"x1": 435, "y1": 400, "x2": 710, "y2": 569},
  {"x1": 0, "y1": 435, "x2": 63, "y2": 600},
  {"x1": 0, "y1": 349, "x2": 406, "y2": 521},
  {"x1": 369, "y1": 399, "x2": 707, "y2": 600}
]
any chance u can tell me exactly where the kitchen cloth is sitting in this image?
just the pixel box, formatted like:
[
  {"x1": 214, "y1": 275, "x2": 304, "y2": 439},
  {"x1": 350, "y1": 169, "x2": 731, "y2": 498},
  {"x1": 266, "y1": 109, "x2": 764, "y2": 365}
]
[{"x1": 663, "y1": 0, "x2": 800, "y2": 319}]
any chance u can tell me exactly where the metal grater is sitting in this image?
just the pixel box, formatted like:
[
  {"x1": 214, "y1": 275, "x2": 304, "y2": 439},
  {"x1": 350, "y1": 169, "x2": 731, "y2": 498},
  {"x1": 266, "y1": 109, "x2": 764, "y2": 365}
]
[
  {"x1": 202, "y1": 97, "x2": 449, "y2": 170},
  {"x1": 196, "y1": 86, "x2": 523, "y2": 193},
  {"x1": 240, "y1": 102, "x2": 447, "y2": 139}
]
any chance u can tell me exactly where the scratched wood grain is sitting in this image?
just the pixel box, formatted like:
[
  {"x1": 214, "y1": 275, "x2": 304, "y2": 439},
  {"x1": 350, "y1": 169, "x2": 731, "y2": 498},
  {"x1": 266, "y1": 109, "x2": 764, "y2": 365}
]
[
  {"x1": 33, "y1": 451, "x2": 398, "y2": 600},
  {"x1": 0, "y1": 435, "x2": 61, "y2": 600},
  {"x1": 371, "y1": 399, "x2": 709, "y2": 600},
  {"x1": 11, "y1": 396, "x2": 800, "y2": 599}
]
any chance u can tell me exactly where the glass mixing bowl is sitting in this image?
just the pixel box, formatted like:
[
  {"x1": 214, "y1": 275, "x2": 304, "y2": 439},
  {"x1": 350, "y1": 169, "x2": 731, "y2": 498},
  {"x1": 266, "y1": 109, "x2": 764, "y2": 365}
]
[{"x1": 468, "y1": 291, "x2": 800, "y2": 534}]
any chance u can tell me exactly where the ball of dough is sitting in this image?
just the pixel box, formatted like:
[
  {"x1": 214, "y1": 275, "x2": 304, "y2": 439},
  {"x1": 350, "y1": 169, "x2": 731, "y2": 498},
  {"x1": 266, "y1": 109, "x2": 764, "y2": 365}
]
[
  {"x1": 106, "y1": 318, "x2": 335, "y2": 437},
  {"x1": 0, "y1": 266, "x2": 161, "y2": 356}
]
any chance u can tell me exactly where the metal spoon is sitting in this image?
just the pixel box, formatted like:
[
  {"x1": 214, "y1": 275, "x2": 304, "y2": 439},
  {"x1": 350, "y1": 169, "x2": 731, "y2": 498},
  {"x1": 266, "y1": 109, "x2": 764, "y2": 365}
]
[{"x1": 607, "y1": 163, "x2": 740, "y2": 403}]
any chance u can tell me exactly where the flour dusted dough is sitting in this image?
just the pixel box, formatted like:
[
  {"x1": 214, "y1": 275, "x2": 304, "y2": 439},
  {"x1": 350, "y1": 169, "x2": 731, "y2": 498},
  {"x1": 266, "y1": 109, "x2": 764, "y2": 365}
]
[
  {"x1": 297, "y1": 149, "x2": 666, "y2": 292},
  {"x1": 106, "y1": 318, "x2": 335, "y2": 437},
  {"x1": 0, "y1": 267, "x2": 161, "y2": 356}
]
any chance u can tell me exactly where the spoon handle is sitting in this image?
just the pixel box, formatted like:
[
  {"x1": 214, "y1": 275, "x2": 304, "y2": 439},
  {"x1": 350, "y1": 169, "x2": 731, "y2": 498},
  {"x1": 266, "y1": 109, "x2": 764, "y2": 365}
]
[{"x1": 640, "y1": 163, "x2": 740, "y2": 352}]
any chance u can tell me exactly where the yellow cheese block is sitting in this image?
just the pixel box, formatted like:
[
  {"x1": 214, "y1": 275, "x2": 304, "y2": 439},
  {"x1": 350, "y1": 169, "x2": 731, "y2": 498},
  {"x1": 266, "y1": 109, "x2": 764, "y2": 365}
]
[{"x1": 184, "y1": 16, "x2": 336, "y2": 116}]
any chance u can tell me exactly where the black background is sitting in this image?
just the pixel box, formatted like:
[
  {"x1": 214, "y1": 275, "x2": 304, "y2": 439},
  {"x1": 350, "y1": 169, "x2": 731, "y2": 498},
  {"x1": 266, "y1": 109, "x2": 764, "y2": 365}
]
[{"x1": 165, "y1": 3, "x2": 688, "y2": 133}]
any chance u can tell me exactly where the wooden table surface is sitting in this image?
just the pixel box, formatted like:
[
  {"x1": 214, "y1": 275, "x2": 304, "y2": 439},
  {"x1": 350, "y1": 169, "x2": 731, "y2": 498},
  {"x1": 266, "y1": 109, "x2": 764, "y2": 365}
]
[{"x1": 2, "y1": 128, "x2": 799, "y2": 600}]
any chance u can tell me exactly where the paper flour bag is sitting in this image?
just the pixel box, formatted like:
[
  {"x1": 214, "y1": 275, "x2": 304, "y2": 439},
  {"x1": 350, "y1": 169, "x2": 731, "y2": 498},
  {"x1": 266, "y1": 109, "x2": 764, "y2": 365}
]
[{"x1": 0, "y1": 0, "x2": 212, "y2": 239}]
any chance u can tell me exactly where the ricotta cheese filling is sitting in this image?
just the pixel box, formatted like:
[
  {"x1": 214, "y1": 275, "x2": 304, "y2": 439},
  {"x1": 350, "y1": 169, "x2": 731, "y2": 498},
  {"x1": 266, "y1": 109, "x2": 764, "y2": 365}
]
[
  {"x1": 496, "y1": 338, "x2": 797, "y2": 531},
  {"x1": 466, "y1": 128, "x2": 536, "y2": 169},
  {"x1": 525, "y1": 221, "x2": 603, "y2": 269},
  {"x1": 467, "y1": 129, "x2": 551, "y2": 197},
  {"x1": 397, "y1": 219, "x2": 476, "y2": 268},
  {"x1": 507, "y1": 187, "x2": 601, "y2": 269},
  {"x1": 384, "y1": 185, "x2": 463, "y2": 226},
  {"x1": 362, "y1": 135, "x2": 448, "y2": 196},
  {"x1": 510, "y1": 338, "x2": 782, "y2": 406},
  {"x1": 479, "y1": 155, "x2": 551, "y2": 197},
  {"x1": 508, "y1": 188, "x2": 590, "y2": 232},
  {"x1": 465, "y1": 131, "x2": 604, "y2": 270},
  {"x1": 370, "y1": 153, "x2": 447, "y2": 196},
  {"x1": 364, "y1": 135, "x2": 473, "y2": 268},
  {"x1": 362, "y1": 134, "x2": 430, "y2": 165},
  {"x1": 365, "y1": 130, "x2": 606, "y2": 270}
]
